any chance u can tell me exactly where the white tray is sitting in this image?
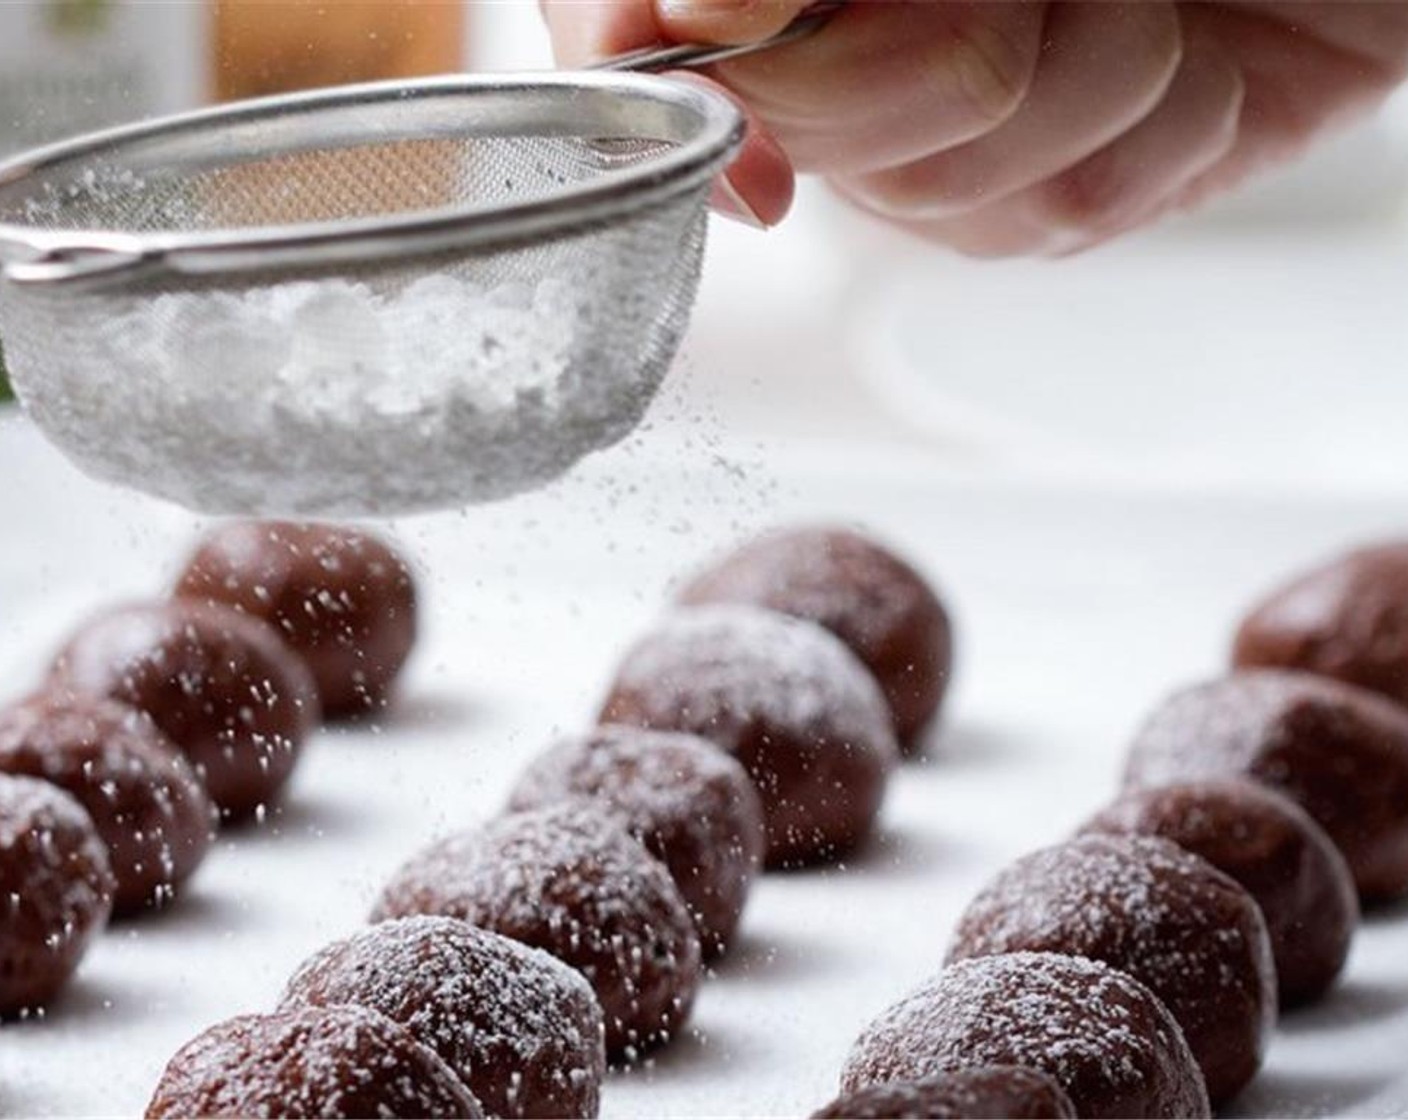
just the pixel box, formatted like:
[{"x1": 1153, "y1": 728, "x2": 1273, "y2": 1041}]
[{"x1": 1, "y1": 416, "x2": 1405, "y2": 1119}]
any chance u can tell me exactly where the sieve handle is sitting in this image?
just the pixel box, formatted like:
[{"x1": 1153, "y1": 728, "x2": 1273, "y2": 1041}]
[
  {"x1": 0, "y1": 233, "x2": 155, "y2": 285},
  {"x1": 592, "y1": 1, "x2": 845, "y2": 74}
]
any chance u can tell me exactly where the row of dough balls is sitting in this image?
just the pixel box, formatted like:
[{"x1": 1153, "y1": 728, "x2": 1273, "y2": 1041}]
[
  {"x1": 142, "y1": 524, "x2": 955, "y2": 1117},
  {"x1": 0, "y1": 522, "x2": 418, "y2": 1018},
  {"x1": 372, "y1": 523, "x2": 954, "y2": 1067},
  {"x1": 817, "y1": 541, "x2": 1408, "y2": 1118}
]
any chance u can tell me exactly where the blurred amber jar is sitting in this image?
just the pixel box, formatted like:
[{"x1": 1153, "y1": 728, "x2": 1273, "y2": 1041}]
[{"x1": 214, "y1": 1, "x2": 465, "y2": 102}]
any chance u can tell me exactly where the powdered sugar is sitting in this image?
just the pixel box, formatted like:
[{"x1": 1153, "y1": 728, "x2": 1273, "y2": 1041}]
[
  {"x1": 948, "y1": 833, "x2": 1276, "y2": 1104},
  {"x1": 1080, "y1": 778, "x2": 1360, "y2": 1009},
  {"x1": 371, "y1": 802, "x2": 701, "y2": 1062},
  {"x1": 1122, "y1": 668, "x2": 1408, "y2": 903},
  {"x1": 0, "y1": 693, "x2": 214, "y2": 913},
  {"x1": 950, "y1": 835, "x2": 1261, "y2": 987},
  {"x1": 1125, "y1": 669, "x2": 1408, "y2": 785},
  {"x1": 12, "y1": 272, "x2": 655, "y2": 516},
  {"x1": 840, "y1": 953, "x2": 1209, "y2": 1120},
  {"x1": 510, "y1": 727, "x2": 761, "y2": 838},
  {"x1": 49, "y1": 599, "x2": 319, "y2": 822},
  {"x1": 506, "y1": 725, "x2": 766, "y2": 956},
  {"x1": 145, "y1": 1005, "x2": 484, "y2": 1118},
  {"x1": 677, "y1": 525, "x2": 937, "y2": 655},
  {"x1": 606, "y1": 604, "x2": 898, "y2": 760},
  {"x1": 0, "y1": 773, "x2": 113, "y2": 1010},
  {"x1": 602, "y1": 604, "x2": 900, "y2": 866},
  {"x1": 281, "y1": 916, "x2": 603, "y2": 1120}
]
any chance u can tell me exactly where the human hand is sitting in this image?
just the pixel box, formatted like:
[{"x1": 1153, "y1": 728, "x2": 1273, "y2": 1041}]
[{"x1": 543, "y1": 2, "x2": 1408, "y2": 255}]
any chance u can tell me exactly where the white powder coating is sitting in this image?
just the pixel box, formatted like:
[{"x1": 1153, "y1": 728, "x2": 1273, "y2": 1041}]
[
  {"x1": 948, "y1": 833, "x2": 1276, "y2": 1104},
  {"x1": 371, "y1": 802, "x2": 702, "y2": 1062},
  {"x1": 1121, "y1": 668, "x2": 1408, "y2": 903},
  {"x1": 1078, "y1": 778, "x2": 1360, "y2": 1012},
  {"x1": 604, "y1": 604, "x2": 900, "y2": 866},
  {"x1": 49, "y1": 599, "x2": 320, "y2": 819},
  {"x1": 12, "y1": 273, "x2": 658, "y2": 516},
  {"x1": 678, "y1": 524, "x2": 940, "y2": 659},
  {"x1": 839, "y1": 953, "x2": 1211, "y2": 1120},
  {"x1": 506, "y1": 725, "x2": 766, "y2": 955},
  {"x1": 281, "y1": 916, "x2": 604, "y2": 1120},
  {"x1": 1124, "y1": 668, "x2": 1408, "y2": 787},
  {"x1": 607, "y1": 605, "x2": 899, "y2": 762},
  {"x1": 145, "y1": 1005, "x2": 484, "y2": 1118},
  {"x1": 0, "y1": 774, "x2": 113, "y2": 1004},
  {"x1": 0, "y1": 694, "x2": 214, "y2": 911}
]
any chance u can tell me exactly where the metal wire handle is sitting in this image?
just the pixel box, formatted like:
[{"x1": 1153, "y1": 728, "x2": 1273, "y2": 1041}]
[{"x1": 593, "y1": 1, "x2": 844, "y2": 73}]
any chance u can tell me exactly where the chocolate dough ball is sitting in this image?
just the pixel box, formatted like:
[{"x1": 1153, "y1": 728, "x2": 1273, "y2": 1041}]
[
  {"x1": 948, "y1": 834, "x2": 1275, "y2": 1105},
  {"x1": 840, "y1": 953, "x2": 1209, "y2": 1120},
  {"x1": 600, "y1": 605, "x2": 899, "y2": 868},
  {"x1": 50, "y1": 599, "x2": 319, "y2": 821},
  {"x1": 0, "y1": 693, "x2": 215, "y2": 915},
  {"x1": 676, "y1": 526, "x2": 952, "y2": 752},
  {"x1": 372, "y1": 803, "x2": 701, "y2": 1063},
  {"x1": 175, "y1": 521, "x2": 417, "y2": 719},
  {"x1": 281, "y1": 916, "x2": 605, "y2": 1119},
  {"x1": 1082, "y1": 778, "x2": 1358, "y2": 1007},
  {"x1": 1233, "y1": 542, "x2": 1408, "y2": 706},
  {"x1": 1124, "y1": 670, "x2": 1408, "y2": 903},
  {"x1": 814, "y1": 1067, "x2": 1076, "y2": 1119},
  {"x1": 506, "y1": 725, "x2": 765, "y2": 958},
  {"x1": 145, "y1": 1005, "x2": 483, "y2": 1118},
  {"x1": 0, "y1": 774, "x2": 114, "y2": 1017}
]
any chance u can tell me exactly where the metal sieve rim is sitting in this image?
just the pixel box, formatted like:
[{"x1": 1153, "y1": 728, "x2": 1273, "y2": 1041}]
[{"x1": 0, "y1": 72, "x2": 744, "y2": 290}]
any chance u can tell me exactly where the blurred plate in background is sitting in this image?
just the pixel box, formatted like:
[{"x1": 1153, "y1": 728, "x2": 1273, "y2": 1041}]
[{"x1": 852, "y1": 228, "x2": 1408, "y2": 496}]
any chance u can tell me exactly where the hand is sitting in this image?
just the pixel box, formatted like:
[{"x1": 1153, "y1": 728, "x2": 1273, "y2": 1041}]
[{"x1": 543, "y1": 1, "x2": 1408, "y2": 255}]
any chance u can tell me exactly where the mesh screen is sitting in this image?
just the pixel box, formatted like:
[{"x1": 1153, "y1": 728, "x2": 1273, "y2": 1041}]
[
  {"x1": 0, "y1": 96, "x2": 717, "y2": 513},
  {"x1": 1, "y1": 134, "x2": 676, "y2": 233}
]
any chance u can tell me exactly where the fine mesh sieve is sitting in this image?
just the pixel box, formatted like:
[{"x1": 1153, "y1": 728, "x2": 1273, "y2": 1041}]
[
  {"x1": 0, "y1": 72, "x2": 742, "y2": 516},
  {"x1": 0, "y1": 3, "x2": 843, "y2": 516}
]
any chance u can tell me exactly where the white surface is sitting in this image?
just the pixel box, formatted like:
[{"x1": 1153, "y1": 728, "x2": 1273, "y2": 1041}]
[{"x1": 1, "y1": 414, "x2": 1407, "y2": 1119}]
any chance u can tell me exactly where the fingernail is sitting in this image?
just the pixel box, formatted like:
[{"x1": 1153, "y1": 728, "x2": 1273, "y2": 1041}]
[{"x1": 712, "y1": 173, "x2": 768, "y2": 229}]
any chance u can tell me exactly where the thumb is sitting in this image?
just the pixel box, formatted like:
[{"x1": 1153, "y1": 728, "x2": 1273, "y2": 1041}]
[{"x1": 654, "y1": 0, "x2": 815, "y2": 46}]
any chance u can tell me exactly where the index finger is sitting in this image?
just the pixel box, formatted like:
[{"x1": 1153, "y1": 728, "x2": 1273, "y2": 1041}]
[{"x1": 541, "y1": 0, "x2": 800, "y2": 228}]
